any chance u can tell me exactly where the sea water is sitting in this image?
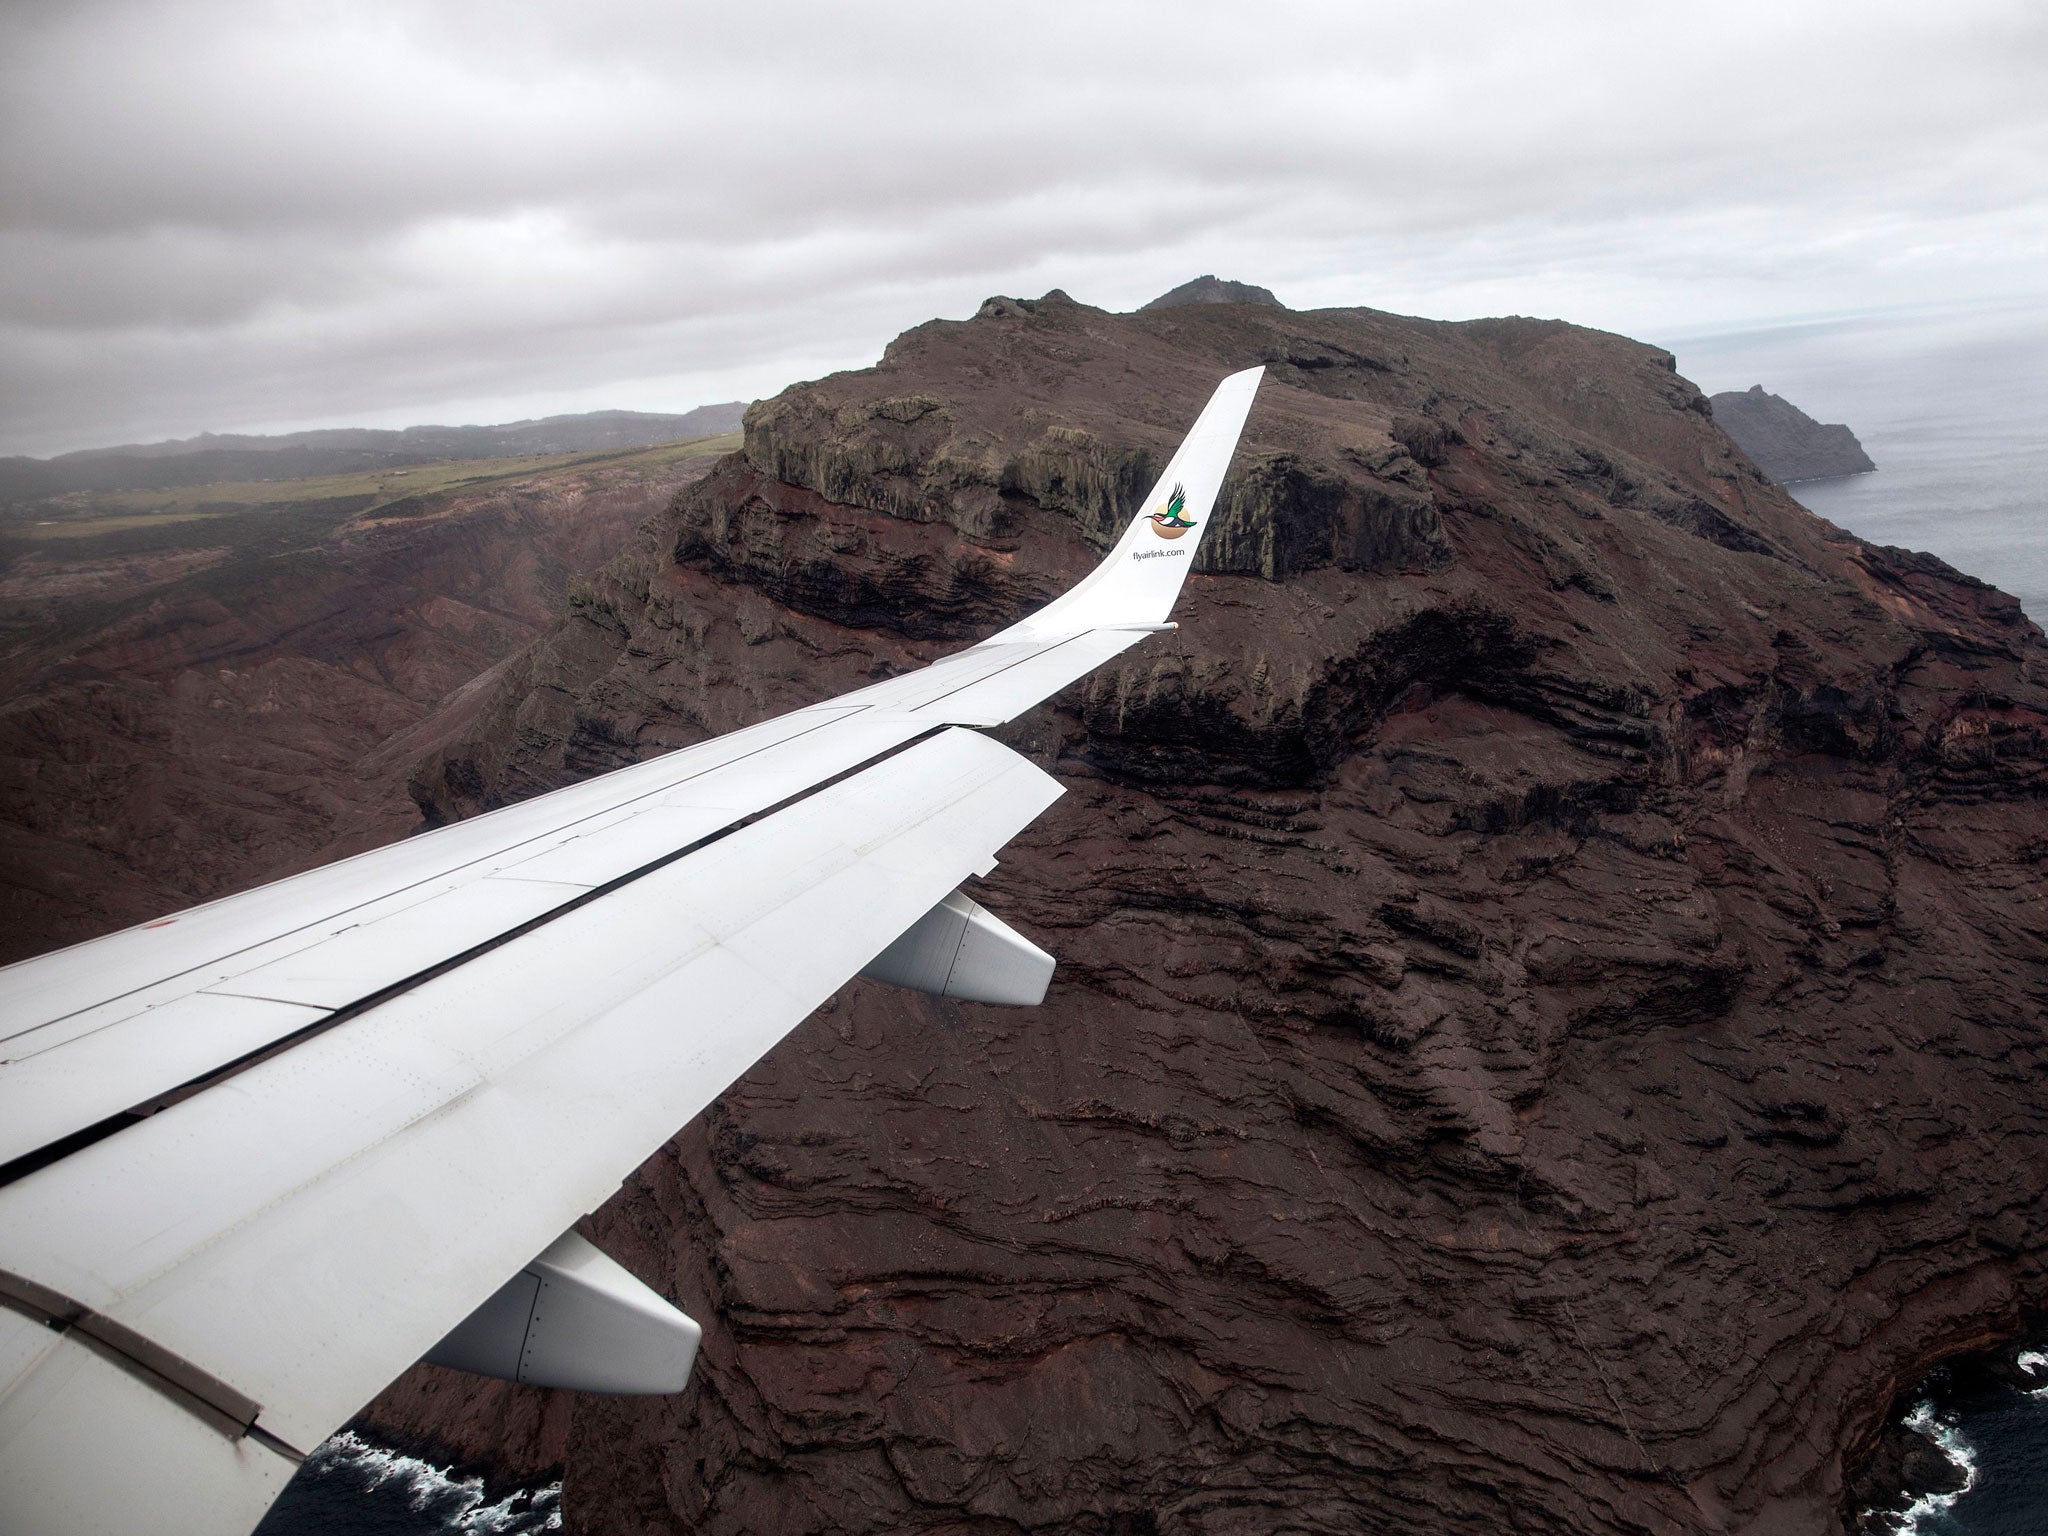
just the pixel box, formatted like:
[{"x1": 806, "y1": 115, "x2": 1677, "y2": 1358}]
[
  {"x1": 1670, "y1": 297, "x2": 2048, "y2": 625},
  {"x1": 256, "y1": 300, "x2": 2048, "y2": 1535},
  {"x1": 1867, "y1": 1358, "x2": 2048, "y2": 1536},
  {"x1": 1670, "y1": 298, "x2": 2048, "y2": 1533},
  {"x1": 252, "y1": 1432, "x2": 560, "y2": 1535}
]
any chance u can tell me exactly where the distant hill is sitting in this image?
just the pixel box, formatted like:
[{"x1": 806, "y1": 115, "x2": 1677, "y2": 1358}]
[
  {"x1": 1139, "y1": 275, "x2": 1286, "y2": 310},
  {"x1": 1709, "y1": 385, "x2": 1874, "y2": 483},
  {"x1": 0, "y1": 404, "x2": 748, "y2": 502},
  {"x1": 0, "y1": 433, "x2": 736, "y2": 962}
]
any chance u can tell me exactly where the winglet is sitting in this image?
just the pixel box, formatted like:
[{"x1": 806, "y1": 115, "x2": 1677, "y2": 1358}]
[{"x1": 989, "y1": 366, "x2": 1263, "y2": 642}]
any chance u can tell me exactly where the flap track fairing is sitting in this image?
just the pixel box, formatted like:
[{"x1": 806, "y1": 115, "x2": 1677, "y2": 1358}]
[
  {"x1": 424, "y1": 1231, "x2": 699, "y2": 1395},
  {"x1": 860, "y1": 888, "x2": 1054, "y2": 1006}
]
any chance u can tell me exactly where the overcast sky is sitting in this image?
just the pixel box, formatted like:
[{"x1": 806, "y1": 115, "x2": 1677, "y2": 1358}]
[{"x1": 3, "y1": 0, "x2": 2044, "y2": 456}]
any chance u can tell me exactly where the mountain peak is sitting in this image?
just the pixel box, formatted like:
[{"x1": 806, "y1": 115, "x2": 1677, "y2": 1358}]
[{"x1": 1139, "y1": 275, "x2": 1285, "y2": 311}]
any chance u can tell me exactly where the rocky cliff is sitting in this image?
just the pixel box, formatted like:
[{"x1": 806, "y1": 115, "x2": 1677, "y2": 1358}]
[
  {"x1": 374, "y1": 291, "x2": 2042, "y2": 1534},
  {"x1": 1710, "y1": 385, "x2": 1876, "y2": 484}
]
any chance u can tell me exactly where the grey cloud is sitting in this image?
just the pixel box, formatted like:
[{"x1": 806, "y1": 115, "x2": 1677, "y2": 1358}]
[{"x1": 2, "y1": 0, "x2": 2045, "y2": 454}]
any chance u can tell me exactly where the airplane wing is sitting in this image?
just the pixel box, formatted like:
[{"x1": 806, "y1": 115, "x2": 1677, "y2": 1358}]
[{"x1": 0, "y1": 367, "x2": 1263, "y2": 1536}]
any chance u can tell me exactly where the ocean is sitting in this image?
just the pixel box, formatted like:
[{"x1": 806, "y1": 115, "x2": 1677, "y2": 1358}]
[
  {"x1": 252, "y1": 1433, "x2": 561, "y2": 1535},
  {"x1": 258, "y1": 301, "x2": 2047, "y2": 1534},
  {"x1": 1874, "y1": 1360, "x2": 2048, "y2": 1536},
  {"x1": 1669, "y1": 297, "x2": 2048, "y2": 626}
]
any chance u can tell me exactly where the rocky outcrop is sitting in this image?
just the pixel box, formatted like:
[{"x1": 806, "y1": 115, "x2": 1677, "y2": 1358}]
[
  {"x1": 1142, "y1": 275, "x2": 1287, "y2": 311},
  {"x1": 377, "y1": 293, "x2": 2041, "y2": 1532},
  {"x1": 1844, "y1": 1332, "x2": 2047, "y2": 1531},
  {"x1": 1710, "y1": 385, "x2": 1876, "y2": 483}
]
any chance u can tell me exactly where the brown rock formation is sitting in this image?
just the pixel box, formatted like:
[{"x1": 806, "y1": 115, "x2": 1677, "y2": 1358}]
[
  {"x1": 1142, "y1": 276, "x2": 1287, "y2": 311},
  {"x1": 1709, "y1": 386, "x2": 1876, "y2": 485},
  {"x1": 0, "y1": 444, "x2": 727, "y2": 961},
  {"x1": 378, "y1": 291, "x2": 2048, "y2": 1534}
]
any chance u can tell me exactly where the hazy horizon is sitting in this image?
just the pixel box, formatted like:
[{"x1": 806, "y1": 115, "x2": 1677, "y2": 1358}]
[
  {"x1": 12, "y1": 289, "x2": 2045, "y2": 466},
  {"x1": 3, "y1": 399, "x2": 750, "y2": 462}
]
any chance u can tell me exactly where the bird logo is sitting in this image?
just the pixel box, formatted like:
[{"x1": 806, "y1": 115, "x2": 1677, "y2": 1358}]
[{"x1": 1146, "y1": 483, "x2": 1196, "y2": 539}]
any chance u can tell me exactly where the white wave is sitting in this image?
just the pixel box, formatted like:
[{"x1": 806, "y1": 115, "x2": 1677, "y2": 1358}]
[
  {"x1": 1886, "y1": 1399, "x2": 1979, "y2": 1536},
  {"x1": 300, "y1": 1430, "x2": 563, "y2": 1532},
  {"x1": 2018, "y1": 1349, "x2": 2048, "y2": 1397}
]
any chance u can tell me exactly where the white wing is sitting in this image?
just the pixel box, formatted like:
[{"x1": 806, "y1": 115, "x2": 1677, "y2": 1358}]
[{"x1": 0, "y1": 367, "x2": 1261, "y2": 1536}]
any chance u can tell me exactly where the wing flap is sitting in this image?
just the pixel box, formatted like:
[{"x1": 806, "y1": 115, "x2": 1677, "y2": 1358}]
[
  {"x1": 0, "y1": 1315, "x2": 292, "y2": 1536},
  {"x1": 0, "y1": 994, "x2": 326, "y2": 1172}
]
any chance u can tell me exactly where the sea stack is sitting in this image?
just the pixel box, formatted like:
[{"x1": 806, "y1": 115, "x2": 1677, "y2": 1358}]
[{"x1": 1710, "y1": 383, "x2": 1876, "y2": 483}]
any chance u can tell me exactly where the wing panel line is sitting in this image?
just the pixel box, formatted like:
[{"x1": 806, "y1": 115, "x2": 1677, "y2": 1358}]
[
  {"x1": 900, "y1": 631, "x2": 1095, "y2": 713},
  {"x1": 0, "y1": 724, "x2": 950, "y2": 1190}
]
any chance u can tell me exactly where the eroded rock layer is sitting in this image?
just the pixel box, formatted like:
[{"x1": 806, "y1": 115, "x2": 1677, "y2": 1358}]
[{"x1": 382, "y1": 293, "x2": 2048, "y2": 1534}]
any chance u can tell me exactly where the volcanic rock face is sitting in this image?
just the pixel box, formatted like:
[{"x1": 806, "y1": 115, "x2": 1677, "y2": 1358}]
[
  {"x1": 384, "y1": 293, "x2": 2048, "y2": 1535},
  {"x1": 1710, "y1": 385, "x2": 1876, "y2": 483}
]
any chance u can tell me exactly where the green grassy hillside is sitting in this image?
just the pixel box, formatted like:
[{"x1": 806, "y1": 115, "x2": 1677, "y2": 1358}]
[{"x1": 1, "y1": 432, "x2": 743, "y2": 542}]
